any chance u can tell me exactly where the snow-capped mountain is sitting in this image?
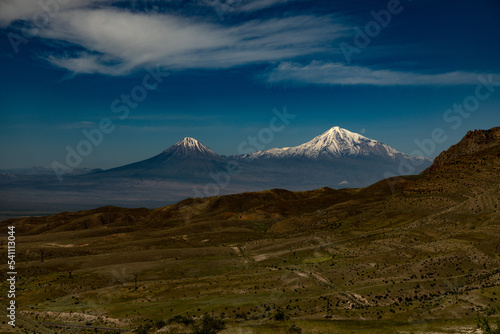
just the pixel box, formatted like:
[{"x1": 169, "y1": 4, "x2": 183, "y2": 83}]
[
  {"x1": 93, "y1": 137, "x2": 228, "y2": 179},
  {"x1": 0, "y1": 128, "x2": 435, "y2": 213},
  {"x1": 245, "y1": 126, "x2": 427, "y2": 162},
  {"x1": 161, "y1": 137, "x2": 226, "y2": 161},
  {"x1": 230, "y1": 126, "x2": 432, "y2": 189},
  {"x1": 87, "y1": 127, "x2": 431, "y2": 189}
]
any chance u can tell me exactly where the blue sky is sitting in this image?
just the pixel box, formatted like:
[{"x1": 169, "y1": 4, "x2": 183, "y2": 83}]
[{"x1": 0, "y1": 0, "x2": 499, "y2": 169}]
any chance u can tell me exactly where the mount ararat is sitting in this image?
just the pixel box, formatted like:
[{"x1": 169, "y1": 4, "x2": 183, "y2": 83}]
[
  {"x1": 90, "y1": 126, "x2": 431, "y2": 187},
  {"x1": 0, "y1": 127, "x2": 432, "y2": 215}
]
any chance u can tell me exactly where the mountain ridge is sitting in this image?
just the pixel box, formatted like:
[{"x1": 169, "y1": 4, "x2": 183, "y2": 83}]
[
  {"x1": 241, "y1": 126, "x2": 427, "y2": 161},
  {"x1": 5, "y1": 126, "x2": 497, "y2": 229},
  {"x1": 97, "y1": 126, "x2": 430, "y2": 179},
  {"x1": 0, "y1": 126, "x2": 438, "y2": 214},
  {"x1": 430, "y1": 127, "x2": 500, "y2": 169},
  {"x1": 4, "y1": 125, "x2": 498, "y2": 232}
]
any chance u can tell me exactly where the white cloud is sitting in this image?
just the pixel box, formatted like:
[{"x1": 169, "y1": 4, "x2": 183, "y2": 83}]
[
  {"x1": 31, "y1": 8, "x2": 345, "y2": 75},
  {"x1": 264, "y1": 61, "x2": 490, "y2": 86},
  {"x1": 0, "y1": 0, "x2": 104, "y2": 27}
]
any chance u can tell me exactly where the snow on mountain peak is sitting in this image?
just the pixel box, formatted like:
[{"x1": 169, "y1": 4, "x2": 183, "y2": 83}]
[
  {"x1": 248, "y1": 126, "x2": 406, "y2": 160},
  {"x1": 317, "y1": 126, "x2": 367, "y2": 145},
  {"x1": 162, "y1": 137, "x2": 221, "y2": 160},
  {"x1": 178, "y1": 137, "x2": 202, "y2": 147}
]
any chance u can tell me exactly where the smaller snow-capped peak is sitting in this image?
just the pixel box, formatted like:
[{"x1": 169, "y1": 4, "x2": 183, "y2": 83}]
[
  {"x1": 247, "y1": 126, "x2": 411, "y2": 160},
  {"x1": 162, "y1": 137, "x2": 222, "y2": 160},
  {"x1": 164, "y1": 137, "x2": 210, "y2": 152},
  {"x1": 173, "y1": 137, "x2": 206, "y2": 149}
]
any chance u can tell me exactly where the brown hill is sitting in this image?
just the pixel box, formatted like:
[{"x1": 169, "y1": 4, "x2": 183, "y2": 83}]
[
  {"x1": 0, "y1": 127, "x2": 499, "y2": 333},
  {"x1": 4, "y1": 127, "x2": 498, "y2": 234},
  {"x1": 429, "y1": 126, "x2": 500, "y2": 169}
]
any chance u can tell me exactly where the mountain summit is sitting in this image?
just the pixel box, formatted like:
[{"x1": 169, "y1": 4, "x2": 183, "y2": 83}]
[
  {"x1": 96, "y1": 137, "x2": 227, "y2": 179},
  {"x1": 91, "y1": 127, "x2": 431, "y2": 189},
  {"x1": 162, "y1": 137, "x2": 223, "y2": 161},
  {"x1": 247, "y1": 126, "x2": 425, "y2": 161}
]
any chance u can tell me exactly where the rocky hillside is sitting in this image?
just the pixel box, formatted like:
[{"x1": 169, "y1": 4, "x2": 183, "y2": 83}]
[
  {"x1": 430, "y1": 127, "x2": 500, "y2": 168},
  {"x1": 0, "y1": 127, "x2": 499, "y2": 334}
]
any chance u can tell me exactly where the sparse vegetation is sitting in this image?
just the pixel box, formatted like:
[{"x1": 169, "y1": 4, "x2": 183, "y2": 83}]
[
  {"x1": 1, "y1": 128, "x2": 499, "y2": 333},
  {"x1": 192, "y1": 314, "x2": 226, "y2": 334},
  {"x1": 134, "y1": 323, "x2": 153, "y2": 334},
  {"x1": 169, "y1": 315, "x2": 195, "y2": 326},
  {"x1": 288, "y1": 324, "x2": 302, "y2": 333},
  {"x1": 273, "y1": 308, "x2": 289, "y2": 321},
  {"x1": 477, "y1": 314, "x2": 500, "y2": 334}
]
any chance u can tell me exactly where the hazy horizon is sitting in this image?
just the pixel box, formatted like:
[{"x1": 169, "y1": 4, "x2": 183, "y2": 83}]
[{"x1": 1, "y1": 0, "x2": 500, "y2": 170}]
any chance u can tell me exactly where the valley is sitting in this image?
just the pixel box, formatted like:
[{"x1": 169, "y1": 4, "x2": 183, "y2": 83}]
[{"x1": 0, "y1": 127, "x2": 499, "y2": 333}]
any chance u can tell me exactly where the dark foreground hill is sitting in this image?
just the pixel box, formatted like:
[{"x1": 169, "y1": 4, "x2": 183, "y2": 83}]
[{"x1": 0, "y1": 127, "x2": 499, "y2": 333}]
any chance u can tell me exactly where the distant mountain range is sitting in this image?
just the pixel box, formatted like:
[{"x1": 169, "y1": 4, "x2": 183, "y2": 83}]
[
  {"x1": 91, "y1": 126, "x2": 431, "y2": 188},
  {"x1": 0, "y1": 126, "x2": 432, "y2": 214}
]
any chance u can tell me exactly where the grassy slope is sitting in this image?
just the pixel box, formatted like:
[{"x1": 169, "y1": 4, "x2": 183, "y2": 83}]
[{"x1": 1, "y1": 128, "x2": 499, "y2": 333}]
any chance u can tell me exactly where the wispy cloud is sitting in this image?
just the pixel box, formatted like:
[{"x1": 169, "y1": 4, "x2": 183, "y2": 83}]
[
  {"x1": 20, "y1": 7, "x2": 345, "y2": 75},
  {"x1": 264, "y1": 61, "x2": 493, "y2": 86},
  {"x1": 0, "y1": 0, "x2": 105, "y2": 27}
]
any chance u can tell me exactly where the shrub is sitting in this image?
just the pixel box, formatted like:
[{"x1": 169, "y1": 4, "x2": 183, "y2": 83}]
[
  {"x1": 288, "y1": 324, "x2": 302, "y2": 333},
  {"x1": 168, "y1": 314, "x2": 195, "y2": 326},
  {"x1": 272, "y1": 308, "x2": 289, "y2": 321},
  {"x1": 477, "y1": 314, "x2": 500, "y2": 334},
  {"x1": 192, "y1": 314, "x2": 226, "y2": 334},
  {"x1": 134, "y1": 323, "x2": 153, "y2": 334},
  {"x1": 155, "y1": 320, "x2": 166, "y2": 329}
]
